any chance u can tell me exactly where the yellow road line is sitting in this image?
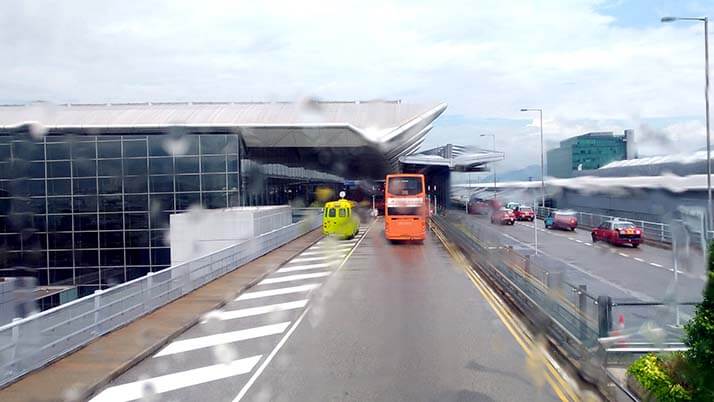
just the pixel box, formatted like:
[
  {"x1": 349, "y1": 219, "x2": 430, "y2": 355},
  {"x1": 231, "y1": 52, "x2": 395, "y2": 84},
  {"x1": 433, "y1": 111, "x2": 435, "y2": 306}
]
[{"x1": 431, "y1": 223, "x2": 578, "y2": 402}]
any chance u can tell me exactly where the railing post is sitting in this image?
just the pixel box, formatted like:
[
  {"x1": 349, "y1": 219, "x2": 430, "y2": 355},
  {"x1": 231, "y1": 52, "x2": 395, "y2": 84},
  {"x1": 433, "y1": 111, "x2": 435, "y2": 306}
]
[
  {"x1": 578, "y1": 285, "x2": 587, "y2": 339},
  {"x1": 145, "y1": 271, "x2": 154, "y2": 312},
  {"x1": 10, "y1": 317, "x2": 21, "y2": 363},
  {"x1": 597, "y1": 295, "x2": 612, "y2": 338},
  {"x1": 546, "y1": 271, "x2": 562, "y2": 298},
  {"x1": 93, "y1": 289, "x2": 102, "y2": 335}
]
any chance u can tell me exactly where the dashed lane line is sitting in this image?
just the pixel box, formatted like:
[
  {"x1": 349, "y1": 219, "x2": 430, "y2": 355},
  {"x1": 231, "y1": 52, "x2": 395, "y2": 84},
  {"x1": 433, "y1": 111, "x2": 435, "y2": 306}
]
[
  {"x1": 618, "y1": 252, "x2": 629, "y2": 257},
  {"x1": 649, "y1": 262, "x2": 663, "y2": 268},
  {"x1": 89, "y1": 355, "x2": 262, "y2": 402},
  {"x1": 633, "y1": 257, "x2": 645, "y2": 263}
]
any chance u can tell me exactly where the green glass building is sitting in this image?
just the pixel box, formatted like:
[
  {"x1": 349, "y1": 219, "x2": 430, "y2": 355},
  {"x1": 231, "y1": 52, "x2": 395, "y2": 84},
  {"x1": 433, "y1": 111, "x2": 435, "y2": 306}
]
[{"x1": 546, "y1": 130, "x2": 634, "y2": 178}]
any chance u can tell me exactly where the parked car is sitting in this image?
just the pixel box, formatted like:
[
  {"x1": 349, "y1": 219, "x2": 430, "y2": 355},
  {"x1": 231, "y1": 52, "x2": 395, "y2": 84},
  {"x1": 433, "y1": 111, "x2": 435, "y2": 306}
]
[
  {"x1": 491, "y1": 207, "x2": 515, "y2": 225},
  {"x1": 512, "y1": 205, "x2": 535, "y2": 221},
  {"x1": 591, "y1": 220, "x2": 642, "y2": 247},
  {"x1": 544, "y1": 210, "x2": 577, "y2": 231}
]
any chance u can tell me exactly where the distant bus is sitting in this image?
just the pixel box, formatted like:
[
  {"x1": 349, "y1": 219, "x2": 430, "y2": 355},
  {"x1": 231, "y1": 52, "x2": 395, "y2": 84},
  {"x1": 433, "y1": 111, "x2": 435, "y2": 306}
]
[{"x1": 384, "y1": 173, "x2": 426, "y2": 241}]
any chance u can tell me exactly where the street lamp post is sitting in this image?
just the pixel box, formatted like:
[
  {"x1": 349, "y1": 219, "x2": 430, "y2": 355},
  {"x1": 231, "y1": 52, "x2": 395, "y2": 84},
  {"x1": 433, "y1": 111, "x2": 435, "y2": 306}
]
[
  {"x1": 481, "y1": 134, "x2": 497, "y2": 189},
  {"x1": 662, "y1": 16, "x2": 711, "y2": 231},
  {"x1": 520, "y1": 108, "x2": 546, "y2": 207}
]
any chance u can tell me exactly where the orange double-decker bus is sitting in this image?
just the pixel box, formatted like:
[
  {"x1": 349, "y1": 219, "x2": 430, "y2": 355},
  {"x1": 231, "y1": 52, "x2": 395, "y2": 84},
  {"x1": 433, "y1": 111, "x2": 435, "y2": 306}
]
[{"x1": 384, "y1": 173, "x2": 427, "y2": 241}]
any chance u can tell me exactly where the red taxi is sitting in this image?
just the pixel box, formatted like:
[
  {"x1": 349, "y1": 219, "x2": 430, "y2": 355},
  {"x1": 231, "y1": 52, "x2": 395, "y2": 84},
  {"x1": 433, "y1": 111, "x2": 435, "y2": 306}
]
[
  {"x1": 512, "y1": 205, "x2": 535, "y2": 221},
  {"x1": 591, "y1": 220, "x2": 642, "y2": 247},
  {"x1": 491, "y1": 207, "x2": 515, "y2": 225}
]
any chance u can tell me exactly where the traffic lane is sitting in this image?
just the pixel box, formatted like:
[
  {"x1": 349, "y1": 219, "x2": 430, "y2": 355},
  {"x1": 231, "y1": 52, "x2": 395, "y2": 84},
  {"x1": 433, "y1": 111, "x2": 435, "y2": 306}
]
[
  {"x1": 514, "y1": 219, "x2": 707, "y2": 281},
  {"x1": 458, "y1": 211, "x2": 705, "y2": 303},
  {"x1": 241, "y1": 225, "x2": 561, "y2": 402},
  {"x1": 90, "y1": 229, "x2": 367, "y2": 402},
  {"x1": 510, "y1": 219, "x2": 706, "y2": 299}
]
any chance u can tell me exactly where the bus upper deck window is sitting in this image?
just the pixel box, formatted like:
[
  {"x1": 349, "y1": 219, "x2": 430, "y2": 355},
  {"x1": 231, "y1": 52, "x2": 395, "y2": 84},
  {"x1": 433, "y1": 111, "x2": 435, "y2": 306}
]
[
  {"x1": 328, "y1": 208, "x2": 336, "y2": 218},
  {"x1": 339, "y1": 208, "x2": 347, "y2": 217},
  {"x1": 388, "y1": 177, "x2": 422, "y2": 196}
]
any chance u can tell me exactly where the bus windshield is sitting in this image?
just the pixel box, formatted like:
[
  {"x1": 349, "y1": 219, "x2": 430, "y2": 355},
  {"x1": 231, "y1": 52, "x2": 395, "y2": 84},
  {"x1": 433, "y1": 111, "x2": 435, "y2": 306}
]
[{"x1": 387, "y1": 177, "x2": 423, "y2": 196}]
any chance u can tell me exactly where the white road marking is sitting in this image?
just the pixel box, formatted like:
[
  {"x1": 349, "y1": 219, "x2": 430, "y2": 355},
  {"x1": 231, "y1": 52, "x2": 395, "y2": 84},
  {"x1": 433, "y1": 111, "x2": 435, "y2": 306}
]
[
  {"x1": 649, "y1": 262, "x2": 663, "y2": 268},
  {"x1": 203, "y1": 300, "x2": 308, "y2": 322},
  {"x1": 634, "y1": 257, "x2": 645, "y2": 262},
  {"x1": 232, "y1": 219, "x2": 375, "y2": 402},
  {"x1": 584, "y1": 242, "x2": 592, "y2": 246},
  {"x1": 278, "y1": 263, "x2": 334, "y2": 273},
  {"x1": 155, "y1": 322, "x2": 290, "y2": 357},
  {"x1": 90, "y1": 355, "x2": 262, "y2": 402},
  {"x1": 309, "y1": 244, "x2": 354, "y2": 250},
  {"x1": 299, "y1": 250, "x2": 348, "y2": 256},
  {"x1": 236, "y1": 283, "x2": 320, "y2": 301},
  {"x1": 232, "y1": 305, "x2": 310, "y2": 402},
  {"x1": 575, "y1": 239, "x2": 583, "y2": 243},
  {"x1": 289, "y1": 255, "x2": 332, "y2": 263},
  {"x1": 260, "y1": 272, "x2": 330, "y2": 284},
  {"x1": 567, "y1": 237, "x2": 575, "y2": 241},
  {"x1": 618, "y1": 252, "x2": 629, "y2": 257},
  {"x1": 500, "y1": 232, "x2": 656, "y2": 301}
]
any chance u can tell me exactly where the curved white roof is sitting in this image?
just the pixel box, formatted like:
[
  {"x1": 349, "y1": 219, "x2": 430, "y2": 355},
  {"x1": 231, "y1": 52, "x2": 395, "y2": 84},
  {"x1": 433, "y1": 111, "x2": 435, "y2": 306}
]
[
  {"x1": 0, "y1": 100, "x2": 447, "y2": 169},
  {"x1": 399, "y1": 144, "x2": 504, "y2": 172}
]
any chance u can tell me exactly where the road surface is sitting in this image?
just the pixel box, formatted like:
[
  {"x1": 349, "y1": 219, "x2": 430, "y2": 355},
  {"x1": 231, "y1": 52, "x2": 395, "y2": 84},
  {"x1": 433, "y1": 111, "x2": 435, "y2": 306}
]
[{"x1": 90, "y1": 221, "x2": 571, "y2": 402}]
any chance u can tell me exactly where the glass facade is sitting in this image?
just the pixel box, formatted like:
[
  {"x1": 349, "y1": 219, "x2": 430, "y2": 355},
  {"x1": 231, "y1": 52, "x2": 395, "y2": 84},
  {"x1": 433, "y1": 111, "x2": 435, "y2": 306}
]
[
  {"x1": 0, "y1": 133, "x2": 243, "y2": 296},
  {"x1": 547, "y1": 132, "x2": 627, "y2": 178}
]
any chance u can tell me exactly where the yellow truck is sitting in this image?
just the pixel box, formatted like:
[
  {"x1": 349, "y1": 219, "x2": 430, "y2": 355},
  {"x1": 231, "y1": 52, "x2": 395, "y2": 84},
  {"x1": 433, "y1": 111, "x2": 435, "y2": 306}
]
[{"x1": 322, "y1": 199, "x2": 360, "y2": 239}]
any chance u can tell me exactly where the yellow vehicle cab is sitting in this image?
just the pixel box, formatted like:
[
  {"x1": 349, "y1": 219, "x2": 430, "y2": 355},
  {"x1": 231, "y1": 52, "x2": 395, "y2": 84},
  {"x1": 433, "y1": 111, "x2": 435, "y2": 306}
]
[{"x1": 322, "y1": 198, "x2": 360, "y2": 239}]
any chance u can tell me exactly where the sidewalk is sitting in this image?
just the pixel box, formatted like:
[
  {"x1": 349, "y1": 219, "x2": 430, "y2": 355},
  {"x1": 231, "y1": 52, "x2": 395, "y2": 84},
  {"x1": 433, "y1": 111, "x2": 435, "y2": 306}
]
[{"x1": 0, "y1": 229, "x2": 322, "y2": 402}]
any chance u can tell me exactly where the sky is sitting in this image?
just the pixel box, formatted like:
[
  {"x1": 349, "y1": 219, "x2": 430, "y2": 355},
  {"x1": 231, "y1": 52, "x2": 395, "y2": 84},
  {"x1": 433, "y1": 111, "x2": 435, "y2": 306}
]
[{"x1": 2, "y1": 0, "x2": 714, "y2": 173}]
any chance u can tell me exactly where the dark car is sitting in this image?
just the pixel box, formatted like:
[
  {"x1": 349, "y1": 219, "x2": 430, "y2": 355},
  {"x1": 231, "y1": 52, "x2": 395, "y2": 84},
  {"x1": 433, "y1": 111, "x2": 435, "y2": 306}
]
[
  {"x1": 468, "y1": 196, "x2": 500, "y2": 215},
  {"x1": 491, "y1": 207, "x2": 515, "y2": 225},
  {"x1": 544, "y1": 210, "x2": 577, "y2": 231},
  {"x1": 591, "y1": 220, "x2": 642, "y2": 247}
]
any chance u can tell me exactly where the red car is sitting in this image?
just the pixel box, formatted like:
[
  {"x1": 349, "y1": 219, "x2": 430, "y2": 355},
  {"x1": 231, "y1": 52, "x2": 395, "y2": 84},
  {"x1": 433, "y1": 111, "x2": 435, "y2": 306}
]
[
  {"x1": 512, "y1": 205, "x2": 535, "y2": 221},
  {"x1": 544, "y1": 210, "x2": 578, "y2": 231},
  {"x1": 491, "y1": 207, "x2": 515, "y2": 225},
  {"x1": 591, "y1": 220, "x2": 642, "y2": 247}
]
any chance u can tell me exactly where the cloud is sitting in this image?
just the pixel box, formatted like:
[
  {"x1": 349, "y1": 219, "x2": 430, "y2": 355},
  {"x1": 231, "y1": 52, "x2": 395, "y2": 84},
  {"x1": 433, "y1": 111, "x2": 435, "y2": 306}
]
[{"x1": 1, "y1": 0, "x2": 713, "y2": 170}]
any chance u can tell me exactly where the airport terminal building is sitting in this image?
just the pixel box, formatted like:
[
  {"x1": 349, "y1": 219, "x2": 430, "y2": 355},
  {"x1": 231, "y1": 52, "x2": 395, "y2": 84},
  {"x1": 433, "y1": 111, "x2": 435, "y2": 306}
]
[{"x1": 0, "y1": 101, "x2": 449, "y2": 298}]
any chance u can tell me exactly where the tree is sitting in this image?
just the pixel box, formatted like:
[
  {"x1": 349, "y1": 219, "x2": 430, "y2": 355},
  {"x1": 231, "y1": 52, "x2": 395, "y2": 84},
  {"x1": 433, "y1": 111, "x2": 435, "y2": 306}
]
[{"x1": 683, "y1": 242, "x2": 714, "y2": 401}]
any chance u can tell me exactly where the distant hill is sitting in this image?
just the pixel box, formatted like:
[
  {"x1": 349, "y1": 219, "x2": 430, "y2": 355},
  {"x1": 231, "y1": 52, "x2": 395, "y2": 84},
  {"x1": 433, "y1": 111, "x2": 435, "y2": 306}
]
[{"x1": 486, "y1": 164, "x2": 542, "y2": 183}]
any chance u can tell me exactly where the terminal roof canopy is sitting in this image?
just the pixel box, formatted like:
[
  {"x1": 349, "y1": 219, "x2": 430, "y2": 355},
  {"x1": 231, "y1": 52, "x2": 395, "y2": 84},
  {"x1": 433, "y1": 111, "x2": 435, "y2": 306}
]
[
  {"x1": 399, "y1": 144, "x2": 504, "y2": 172},
  {"x1": 0, "y1": 100, "x2": 447, "y2": 178}
]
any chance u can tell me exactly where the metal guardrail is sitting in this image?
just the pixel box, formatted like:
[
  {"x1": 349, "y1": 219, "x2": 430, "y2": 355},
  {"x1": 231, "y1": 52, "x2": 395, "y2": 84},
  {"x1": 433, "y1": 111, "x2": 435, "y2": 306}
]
[
  {"x1": 432, "y1": 214, "x2": 698, "y2": 399},
  {"x1": 0, "y1": 213, "x2": 322, "y2": 388}
]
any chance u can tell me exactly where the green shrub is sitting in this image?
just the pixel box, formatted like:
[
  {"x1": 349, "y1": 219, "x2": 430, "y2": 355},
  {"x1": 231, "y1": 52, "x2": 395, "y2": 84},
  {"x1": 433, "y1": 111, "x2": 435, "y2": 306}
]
[
  {"x1": 627, "y1": 353, "x2": 692, "y2": 401},
  {"x1": 682, "y1": 243, "x2": 714, "y2": 401}
]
